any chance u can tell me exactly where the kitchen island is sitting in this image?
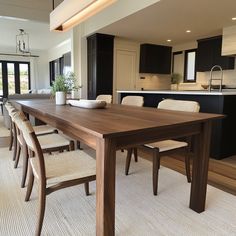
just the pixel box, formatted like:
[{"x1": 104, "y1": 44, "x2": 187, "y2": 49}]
[{"x1": 117, "y1": 90, "x2": 236, "y2": 159}]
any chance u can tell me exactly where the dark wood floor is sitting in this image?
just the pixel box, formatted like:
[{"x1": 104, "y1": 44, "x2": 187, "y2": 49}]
[{"x1": 1, "y1": 136, "x2": 235, "y2": 195}]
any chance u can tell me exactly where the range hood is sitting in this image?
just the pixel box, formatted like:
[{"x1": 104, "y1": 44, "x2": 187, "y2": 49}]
[{"x1": 222, "y1": 25, "x2": 236, "y2": 56}]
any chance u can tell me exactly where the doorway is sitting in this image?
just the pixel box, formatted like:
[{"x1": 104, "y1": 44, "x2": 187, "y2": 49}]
[{"x1": 0, "y1": 61, "x2": 30, "y2": 98}]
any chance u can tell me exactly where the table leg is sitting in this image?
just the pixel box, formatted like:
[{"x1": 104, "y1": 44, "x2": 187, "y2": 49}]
[
  {"x1": 96, "y1": 138, "x2": 116, "y2": 236},
  {"x1": 190, "y1": 121, "x2": 212, "y2": 213}
]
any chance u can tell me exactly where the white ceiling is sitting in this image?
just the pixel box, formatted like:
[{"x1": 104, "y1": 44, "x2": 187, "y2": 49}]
[
  {"x1": 1, "y1": 0, "x2": 236, "y2": 52},
  {"x1": 0, "y1": 18, "x2": 71, "y2": 51},
  {"x1": 99, "y1": 0, "x2": 236, "y2": 46},
  {"x1": 0, "y1": 0, "x2": 63, "y2": 22}
]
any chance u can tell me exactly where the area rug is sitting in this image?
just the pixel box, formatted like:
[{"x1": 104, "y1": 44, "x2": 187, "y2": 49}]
[
  {"x1": 0, "y1": 116, "x2": 10, "y2": 137},
  {"x1": 0, "y1": 147, "x2": 236, "y2": 236}
]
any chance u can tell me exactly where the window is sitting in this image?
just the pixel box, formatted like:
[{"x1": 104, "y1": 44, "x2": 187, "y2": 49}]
[
  {"x1": 184, "y1": 49, "x2": 196, "y2": 82},
  {"x1": 0, "y1": 61, "x2": 30, "y2": 98},
  {"x1": 49, "y1": 52, "x2": 71, "y2": 85}
]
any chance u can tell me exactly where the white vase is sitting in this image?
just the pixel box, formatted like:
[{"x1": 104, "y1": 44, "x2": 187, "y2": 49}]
[
  {"x1": 55, "y1": 91, "x2": 66, "y2": 105},
  {"x1": 171, "y1": 84, "x2": 178, "y2": 90},
  {"x1": 71, "y1": 90, "x2": 79, "y2": 99}
]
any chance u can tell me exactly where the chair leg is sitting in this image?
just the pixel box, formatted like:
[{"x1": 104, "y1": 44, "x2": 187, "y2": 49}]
[
  {"x1": 35, "y1": 183, "x2": 46, "y2": 236},
  {"x1": 152, "y1": 148, "x2": 160, "y2": 196},
  {"x1": 133, "y1": 148, "x2": 138, "y2": 162},
  {"x1": 77, "y1": 141, "x2": 83, "y2": 150},
  {"x1": 14, "y1": 144, "x2": 21, "y2": 169},
  {"x1": 21, "y1": 146, "x2": 29, "y2": 188},
  {"x1": 69, "y1": 141, "x2": 75, "y2": 151},
  {"x1": 25, "y1": 165, "x2": 34, "y2": 201},
  {"x1": 185, "y1": 147, "x2": 191, "y2": 183},
  {"x1": 125, "y1": 148, "x2": 133, "y2": 175},
  {"x1": 12, "y1": 128, "x2": 17, "y2": 161},
  {"x1": 84, "y1": 182, "x2": 90, "y2": 196},
  {"x1": 9, "y1": 122, "x2": 13, "y2": 151}
]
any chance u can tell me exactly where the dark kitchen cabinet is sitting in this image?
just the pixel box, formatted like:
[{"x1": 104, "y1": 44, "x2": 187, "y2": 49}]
[
  {"x1": 139, "y1": 44, "x2": 172, "y2": 74},
  {"x1": 119, "y1": 91, "x2": 236, "y2": 160},
  {"x1": 196, "y1": 36, "x2": 234, "y2": 72},
  {"x1": 87, "y1": 33, "x2": 114, "y2": 99}
]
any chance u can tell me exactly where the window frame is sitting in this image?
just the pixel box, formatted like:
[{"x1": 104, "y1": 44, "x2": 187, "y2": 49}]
[
  {"x1": 0, "y1": 60, "x2": 30, "y2": 97},
  {"x1": 184, "y1": 49, "x2": 197, "y2": 83}
]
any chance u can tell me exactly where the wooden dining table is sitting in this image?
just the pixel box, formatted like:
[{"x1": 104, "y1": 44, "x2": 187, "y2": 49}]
[{"x1": 15, "y1": 99, "x2": 223, "y2": 236}]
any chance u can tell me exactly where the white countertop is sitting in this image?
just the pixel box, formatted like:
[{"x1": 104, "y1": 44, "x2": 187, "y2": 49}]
[{"x1": 117, "y1": 90, "x2": 236, "y2": 96}]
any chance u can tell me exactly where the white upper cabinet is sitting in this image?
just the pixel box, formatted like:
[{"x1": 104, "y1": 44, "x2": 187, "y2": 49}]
[{"x1": 222, "y1": 25, "x2": 236, "y2": 56}]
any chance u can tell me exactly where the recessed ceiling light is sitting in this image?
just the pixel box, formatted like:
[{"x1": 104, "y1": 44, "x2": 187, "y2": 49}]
[
  {"x1": 167, "y1": 39, "x2": 171, "y2": 42},
  {"x1": 232, "y1": 17, "x2": 236, "y2": 21},
  {"x1": 186, "y1": 30, "x2": 191, "y2": 33}
]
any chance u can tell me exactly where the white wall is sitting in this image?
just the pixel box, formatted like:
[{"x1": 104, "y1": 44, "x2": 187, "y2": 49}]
[{"x1": 113, "y1": 37, "x2": 171, "y2": 101}]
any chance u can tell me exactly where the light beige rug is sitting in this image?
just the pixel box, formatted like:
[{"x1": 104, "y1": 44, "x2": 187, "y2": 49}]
[
  {"x1": 0, "y1": 115, "x2": 10, "y2": 137},
  {"x1": 0, "y1": 147, "x2": 236, "y2": 236}
]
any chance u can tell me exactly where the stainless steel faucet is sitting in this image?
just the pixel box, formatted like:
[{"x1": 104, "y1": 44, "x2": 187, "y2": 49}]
[{"x1": 208, "y1": 65, "x2": 223, "y2": 92}]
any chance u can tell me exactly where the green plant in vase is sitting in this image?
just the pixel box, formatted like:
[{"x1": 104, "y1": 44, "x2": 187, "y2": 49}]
[
  {"x1": 51, "y1": 75, "x2": 69, "y2": 105},
  {"x1": 65, "y1": 72, "x2": 82, "y2": 99}
]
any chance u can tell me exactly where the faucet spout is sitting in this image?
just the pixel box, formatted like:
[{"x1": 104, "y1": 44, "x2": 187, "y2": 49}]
[{"x1": 209, "y1": 65, "x2": 223, "y2": 92}]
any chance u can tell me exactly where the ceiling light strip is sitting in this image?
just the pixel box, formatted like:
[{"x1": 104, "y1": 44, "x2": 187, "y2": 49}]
[{"x1": 50, "y1": 0, "x2": 116, "y2": 31}]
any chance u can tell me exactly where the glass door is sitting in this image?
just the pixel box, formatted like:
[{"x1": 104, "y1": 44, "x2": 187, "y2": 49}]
[
  {"x1": 7, "y1": 63, "x2": 16, "y2": 95},
  {"x1": 0, "y1": 62, "x2": 2, "y2": 96},
  {"x1": 0, "y1": 61, "x2": 30, "y2": 97},
  {"x1": 19, "y1": 63, "x2": 30, "y2": 94}
]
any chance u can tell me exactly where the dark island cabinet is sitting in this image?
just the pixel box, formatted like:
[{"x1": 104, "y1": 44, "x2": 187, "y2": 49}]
[
  {"x1": 87, "y1": 33, "x2": 114, "y2": 99},
  {"x1": 196, "y1": 36, "x2": 235, "y2": 72},
  {"x1": 139, "y1": 44, "x2": 172, "y2": 74},
  {"x1": 119, "y1": 92, "x2": 236, "y2": 160}
]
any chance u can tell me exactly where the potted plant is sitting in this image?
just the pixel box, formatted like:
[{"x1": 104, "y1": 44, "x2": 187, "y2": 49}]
[
  {"x1": 65, "y1": 72, "x2": 82, "y2": 99},
  {"x1": 171, "y1": 73, "x2": 182, "y2": 90},
  {"x1": 51, "y1": 75, "x2": 68, "y2": 105}
]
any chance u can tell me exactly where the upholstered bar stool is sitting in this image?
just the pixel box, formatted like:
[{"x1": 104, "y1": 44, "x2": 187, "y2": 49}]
[
  {"x1": 125, "y1": 99, "x2": 200, "y2": 195},
  {"x1": 19, "y1": 117, "x2": 96, "y2": 236},
  {"x1": 12, "y1": 111, "x2": 74, "y2": 188}
]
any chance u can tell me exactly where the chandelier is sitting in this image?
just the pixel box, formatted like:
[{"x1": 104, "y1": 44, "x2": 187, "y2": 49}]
[{"x1": 16, "y1": 29, "x2": 30, "y2": 55}]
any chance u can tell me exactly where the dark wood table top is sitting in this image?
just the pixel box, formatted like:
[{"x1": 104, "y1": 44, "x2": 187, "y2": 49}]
[
  {"x1": 15, "y1": 99, "x2": 225, "y2": 236},
  {"x1": 16, "y1": 99, "x2": 223, "y2": 139}
]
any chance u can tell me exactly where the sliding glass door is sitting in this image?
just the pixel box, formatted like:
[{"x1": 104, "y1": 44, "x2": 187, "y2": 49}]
[
  {"x1": 0, "y1": 61, "x2": 30, "y2": 97},
  {"x1": 0, "y1": 62, "x2": 2, "y2": 96}
]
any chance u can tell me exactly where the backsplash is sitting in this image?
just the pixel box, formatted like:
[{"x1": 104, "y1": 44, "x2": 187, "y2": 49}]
[
  {"x1": 196, "y1": 61, "x2": 236, "y2": 86},
  {"x1": 136, "y1": 74, "x2": 171, "y2": 90}
]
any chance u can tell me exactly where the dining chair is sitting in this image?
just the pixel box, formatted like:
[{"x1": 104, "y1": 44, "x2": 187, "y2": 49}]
[
  {"x1": 96, "y1": 94, "x2": 112, "y2": 104},
  {"x1": 121, "y1": 95, "x2": 144, "y2": 107},
  {"x1": 18, "y1": 116, "x2": 96, "y2": 236},
  {"x1": 0, "y1": 95, "x2": 3, "y2": 115},
  {"x1": 10, "y1": 109, "x2": 74, "y2": 188},
  {"x1": 125, "y1": 99, "x2": 200, "y2": 195},
  {"x1": 121, "y1": 95, "x2": 144, "y2": 161},
  {"x1": 5, "y1": 102, "x2": 57, "y2": 153},
  {"x1": 4, "y1": 103, "x2": 17, "y2": 152}
]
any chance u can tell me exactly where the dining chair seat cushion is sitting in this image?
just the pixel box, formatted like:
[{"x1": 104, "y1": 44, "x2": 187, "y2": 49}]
[
  {"x1": 68, "y1": 99, "x2": 106, "y2": 109},
  {"x1": 30, "y1": 150, "x2": 96, "y2": 186},
  {"x1": 144, "y1": 140, "x2": 187, "y2": 152},
  {"x1": 35, "y1": 133, "x2": 71, "y2": 150},
  {"x1": 34, "y1": 125, "x2": 57, "y2": 136}
]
